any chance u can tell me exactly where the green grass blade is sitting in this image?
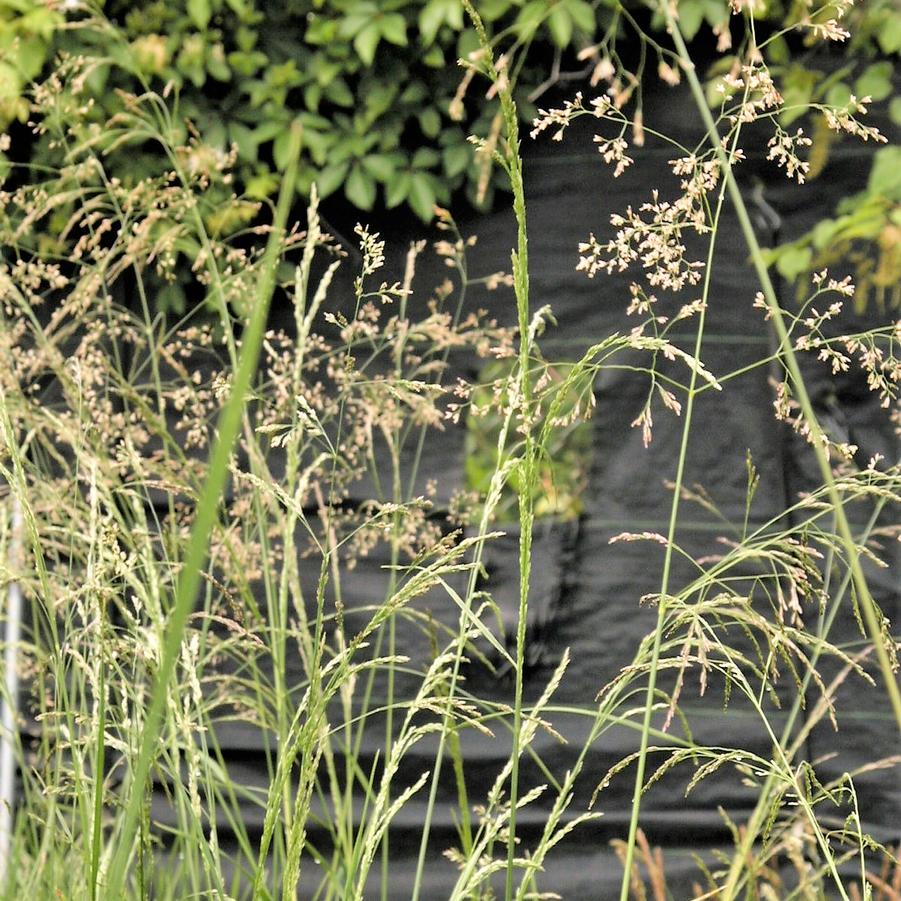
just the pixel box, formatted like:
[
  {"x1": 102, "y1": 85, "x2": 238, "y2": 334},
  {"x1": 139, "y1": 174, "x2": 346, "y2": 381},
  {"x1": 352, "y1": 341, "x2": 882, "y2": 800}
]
[{"x1": 104, "y1": 123, "x2": 304, "y2": 898}]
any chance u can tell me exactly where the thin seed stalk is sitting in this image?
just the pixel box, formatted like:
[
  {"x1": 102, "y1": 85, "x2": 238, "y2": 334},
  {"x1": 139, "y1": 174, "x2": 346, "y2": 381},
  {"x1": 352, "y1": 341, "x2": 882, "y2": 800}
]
[
  {"x1": 617, "y1": 142, "x2": 732, "y2": 901},
  {"x1": 661, "y1": 8, "x2": 901, "y2": 738},
  {"x1": 459, "y1": 6, "x2": 537, "y2": 900},
  {"x1": 493, "y1": 53, "x2": 537, "y2": 901},
  {"x1": 104, "y1": 123, "x2": 305, "y2": 897},
  {"x1": 656, "y1": 7, "x2": 901, "y2": 896},
  {"x1": 471, "y1": 18, "x2": 533, "y2": 901}
]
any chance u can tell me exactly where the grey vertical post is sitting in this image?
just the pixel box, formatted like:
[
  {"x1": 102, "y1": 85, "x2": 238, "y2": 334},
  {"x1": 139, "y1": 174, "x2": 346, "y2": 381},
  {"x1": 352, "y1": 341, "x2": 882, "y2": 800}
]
[{"x1": 0, "y1": 498, "x2": 23, "y2": 883}]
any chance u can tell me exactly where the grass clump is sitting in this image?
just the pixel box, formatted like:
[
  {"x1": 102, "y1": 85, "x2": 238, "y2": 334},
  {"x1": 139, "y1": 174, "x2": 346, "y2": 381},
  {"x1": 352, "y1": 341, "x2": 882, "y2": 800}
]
[{"x1": 1, "y1": 2, "x2": 900, "y2": 899}]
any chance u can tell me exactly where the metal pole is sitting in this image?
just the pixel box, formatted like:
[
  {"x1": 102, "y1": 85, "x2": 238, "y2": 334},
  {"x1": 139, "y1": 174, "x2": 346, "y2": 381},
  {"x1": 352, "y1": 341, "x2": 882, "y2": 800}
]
[{"x1": 0, "y1": 497, "x2": 23, "y2": 883}]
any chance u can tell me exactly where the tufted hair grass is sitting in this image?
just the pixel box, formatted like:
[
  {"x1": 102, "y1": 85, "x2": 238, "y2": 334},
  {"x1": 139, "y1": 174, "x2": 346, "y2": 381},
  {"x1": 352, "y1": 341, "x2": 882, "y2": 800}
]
[{"x1": 0, "y1": 3, "x2": 899, "y2": 899}]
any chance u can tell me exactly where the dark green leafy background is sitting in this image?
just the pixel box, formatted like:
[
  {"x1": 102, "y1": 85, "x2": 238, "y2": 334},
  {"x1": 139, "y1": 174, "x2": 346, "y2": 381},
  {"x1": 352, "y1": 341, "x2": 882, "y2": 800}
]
[{"x1": 1, "y1": 0, "x2": 897, "y2": 312}]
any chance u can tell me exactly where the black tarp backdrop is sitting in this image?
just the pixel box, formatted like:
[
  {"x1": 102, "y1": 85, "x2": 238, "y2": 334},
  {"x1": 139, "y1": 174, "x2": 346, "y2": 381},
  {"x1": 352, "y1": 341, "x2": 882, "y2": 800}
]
[{"x1": 145, "y1": 74, "x2": 898, "y2": 897}]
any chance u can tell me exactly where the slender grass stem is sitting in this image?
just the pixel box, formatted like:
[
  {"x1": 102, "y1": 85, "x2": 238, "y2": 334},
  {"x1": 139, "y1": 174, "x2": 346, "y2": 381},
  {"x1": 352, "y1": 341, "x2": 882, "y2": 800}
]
[
  {"x1": 651, "y1": 9, "x2": 901, "y2": 896},
  {"x1": 662, "y1": 7, "x2": 901, "y2": 740},
  {"x1": 721, "y1": 499, "x2": 889, "y2": 898},
  {"x1": 104, "y1": 123, "x2": 304, "y2": 897},
  {"x1": 617, "y1": 128, "x2": 734, "y2": 901},
  {"x1": 0, "y1": 498, "x2": 23, "y2": 890}
]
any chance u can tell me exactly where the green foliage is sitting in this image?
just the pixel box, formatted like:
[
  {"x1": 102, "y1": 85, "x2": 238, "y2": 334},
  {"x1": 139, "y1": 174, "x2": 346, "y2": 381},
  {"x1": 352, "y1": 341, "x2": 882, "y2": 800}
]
[
  {"x1": 3, "y1": 0, "x2": 892, "y2": 218},
  {"x1": 0, "y1": 0, "x2": 597, "y2": 227},
  {"x1": 744, "y1": 0, "x2": 901, "y2": 307},
  {"x1": 0, "y1": 0, "x2": 61, "y2": 123},
  {"x1": 0, "y1": 0, "x2": 897, "y2": 315},
  {"x1": 765, "y1": 145, "x2": 901, "y2": 311}
]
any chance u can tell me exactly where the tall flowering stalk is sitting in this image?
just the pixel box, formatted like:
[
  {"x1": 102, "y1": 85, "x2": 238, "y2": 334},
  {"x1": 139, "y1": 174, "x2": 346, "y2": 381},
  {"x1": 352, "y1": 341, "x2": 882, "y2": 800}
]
[
  {"x1": 614, "y1": 5, "x2": 901, "y2": 894},
  {"x1": 458, "y1": 5, "x2": 538, "y2": 897},
  {"x1": 524, "y1": 1, "x2": 899, "y2": 897},
  {"x1": 103, "y1": 121, "x2": 305, "y2": 897}
]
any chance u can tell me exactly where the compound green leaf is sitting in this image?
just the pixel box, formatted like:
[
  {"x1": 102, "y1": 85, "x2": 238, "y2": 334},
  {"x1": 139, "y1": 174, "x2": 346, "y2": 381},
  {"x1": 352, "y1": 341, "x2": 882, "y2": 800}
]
[
  {"x1": 547, "y1": 6, "x2": 573, "y2": 48},
  {"x1": 346, "y1": 163, "x2": 376, "y2": 208},
  {"x1": 380, "y1": 13, "x2": 408, "y2": 46},
  {"x1": 854, "y1": 62, "x2": 893, "y2": 103},
  {"x1": 187, "y1": 0, "x2": 211, "y2": 30}
]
